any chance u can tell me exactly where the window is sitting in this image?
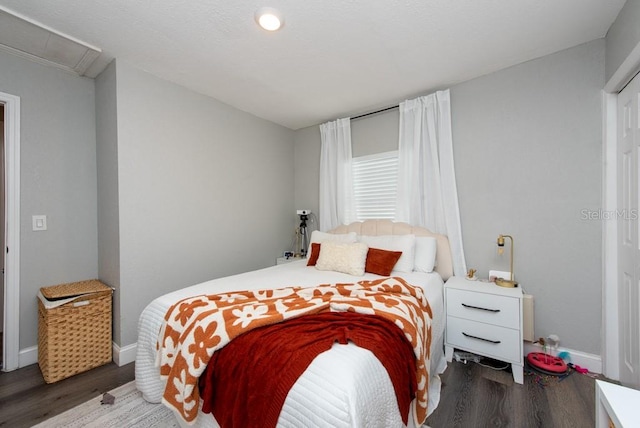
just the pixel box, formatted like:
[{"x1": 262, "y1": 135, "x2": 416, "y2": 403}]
[{"x1": 351, "y1": 150, "x2": 398, "y2": 220}]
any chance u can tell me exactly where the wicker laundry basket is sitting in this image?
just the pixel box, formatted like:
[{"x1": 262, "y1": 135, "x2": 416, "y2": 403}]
[{"x1": 38, "y1": 279, "x2": 113, "y2": 383}]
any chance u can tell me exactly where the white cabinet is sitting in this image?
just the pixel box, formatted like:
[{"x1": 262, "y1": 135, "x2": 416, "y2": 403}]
[{"x1": 444, "y1": 276, "x2": 524, "y2": 384}]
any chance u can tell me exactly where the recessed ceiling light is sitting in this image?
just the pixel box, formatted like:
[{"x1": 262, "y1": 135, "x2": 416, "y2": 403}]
[{"x1": 255, "y1": 7, "x2": 284, "y2": 31}]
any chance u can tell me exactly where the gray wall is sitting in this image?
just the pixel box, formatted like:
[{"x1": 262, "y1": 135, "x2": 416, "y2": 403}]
[
  {"x1": 0, "y1": 50, "x2": 98, "y2": 349},
  {"x1": 1, "y1": 51, "x2": 295, "y2": 352},
  {"x1": 112, "y1": 61, "x2": 295, "y2": 346},
  {"x1": 293, "y1": 39, "x2": 604, "y2": 355},
  {"x1": 351, "y1": 111, "x2": 400, "y2": 157},
  {"x1": 605, "y1": 0, "x2": 640, "y2": 83},
  {"x1": 95, "y1": 61, "x2": 121, "y2": 342},
  {"x1": 293, "y1": 126, "x2": 321, "y2": 220},
  {"x1": 453, "y1": 40, "x2": 604, "y2": 355}
]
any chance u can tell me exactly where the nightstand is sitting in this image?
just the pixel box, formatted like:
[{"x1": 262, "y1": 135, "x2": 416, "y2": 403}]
[
  {"x1": 596, "y1": 380, "x2": 640, "y2": 427},
  {"x1": 276, "y1": 257, "x2": 301, "y2": 265},
  {"x1": 444, "y1": 276, "x2": 524, "y2": 384}
]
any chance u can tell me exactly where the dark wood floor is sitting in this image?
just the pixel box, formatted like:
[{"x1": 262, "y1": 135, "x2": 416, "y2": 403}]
[
  {"x1": 426, "y1": 360, "x2": 605, "y2": 428},
  {"x1": 0, "y1": 358, "x2": 605, "y2": 428},
  {"x1": 0, "y1": 361, "x2": 135, "y2": 427}
]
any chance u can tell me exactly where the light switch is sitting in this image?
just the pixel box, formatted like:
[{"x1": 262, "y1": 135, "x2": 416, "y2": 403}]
[{"x1": 32, "y1": 215, "x2": 47, "y2": 231}]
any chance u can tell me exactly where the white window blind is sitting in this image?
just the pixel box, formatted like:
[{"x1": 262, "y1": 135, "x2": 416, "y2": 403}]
[{"x1": 352, "y1": 150, "x2": 398, "y2": 220}]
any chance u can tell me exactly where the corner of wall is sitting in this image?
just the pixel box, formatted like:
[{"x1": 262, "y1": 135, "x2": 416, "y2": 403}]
[{"x1": 112, "y1": 341, "x2": 137, "y2": 366}]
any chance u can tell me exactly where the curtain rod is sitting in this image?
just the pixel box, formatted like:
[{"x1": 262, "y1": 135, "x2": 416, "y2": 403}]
[{"x1": 350, "y1": 105, "x2": 399, "y2": 121}]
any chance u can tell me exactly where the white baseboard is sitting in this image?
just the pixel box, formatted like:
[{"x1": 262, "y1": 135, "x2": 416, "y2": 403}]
[
  {"x1": 18, "y1": 345, "x2": 38, "y2": 368},
  {"x1": 16, "y1": 341, "x2": 137, "y2": 370},
  {"x1": 113, "y1": 341, "x2": 137, "y2": 366},
  {"x1": 16, "y1": 341, "x2": 603, "y2": 374},
  {"x1": 524, "y1": 342, "x2": 602, "y2": 374}
]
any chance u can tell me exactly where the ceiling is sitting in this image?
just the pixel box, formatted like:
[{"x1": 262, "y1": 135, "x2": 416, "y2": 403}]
[{"x1": 0, "y1": 0, "x2": 626, "y2": 130}]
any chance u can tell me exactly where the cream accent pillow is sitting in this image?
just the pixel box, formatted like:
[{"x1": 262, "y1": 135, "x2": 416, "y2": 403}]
[
  {"x1": 414, "y1": 236, "x2": 437, "y2": 273},
  {"x1": 315, "y1": 241, "x2": 369, "y2": 276},
  {"x1": 308, "y1": 230, "x2": 357, "y2": 257},
  {"x1": 357, "y1": 234, "x2": 416, "y2": 273}
]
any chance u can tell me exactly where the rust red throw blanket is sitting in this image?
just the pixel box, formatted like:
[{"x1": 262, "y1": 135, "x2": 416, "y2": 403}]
[
  {"x1": 158, "y1": 278, "x2": 432, "y2": 424},
  {"x1": 199, "y1": 311, "x2": 417, "y2": 428}
]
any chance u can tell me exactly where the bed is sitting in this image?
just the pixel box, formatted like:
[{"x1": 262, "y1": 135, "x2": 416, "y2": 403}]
[{"x1": 135, "y1": 220, "x2": 453, "y2": 427}]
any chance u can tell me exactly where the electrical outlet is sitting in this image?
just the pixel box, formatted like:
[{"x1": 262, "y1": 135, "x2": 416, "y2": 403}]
[{"x1": 32, "y1": 215, "x2": 47, "y2": 231}]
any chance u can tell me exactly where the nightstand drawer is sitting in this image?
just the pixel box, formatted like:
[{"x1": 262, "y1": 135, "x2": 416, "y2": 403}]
[
  {"x1": 446, "y1": 288, "x2": 519, "y2": 328},
  {"x1": 447, "y1": 316, "x2": 521, "y2": 363}
]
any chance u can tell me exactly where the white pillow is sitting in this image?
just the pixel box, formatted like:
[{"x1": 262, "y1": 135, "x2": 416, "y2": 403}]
[
  {"x1": 414, "y1": 236, "x2": 437, "y2": 273},
  {"x1": 315, "y1": 241, "x2": 369, "y2": 276},
  {"x1": 308, "y1": 230, "x2": 357, "y2": 256},
  {"x1": 357, "y1": 234, "x2": 416, "y2": 273}
]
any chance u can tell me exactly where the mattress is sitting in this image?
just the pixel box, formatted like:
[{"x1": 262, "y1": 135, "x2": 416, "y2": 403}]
[{"x1": 135, "y1": 260, "x2": 447, "y2": 427}]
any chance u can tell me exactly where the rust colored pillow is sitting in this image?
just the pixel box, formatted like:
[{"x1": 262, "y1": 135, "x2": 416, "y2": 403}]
[
  {"x1": 365, "y1": 247, "x2": 403, "y2": 276},
  {"x1": 307, "y1": 242, "x2": 321, "y2": 266}
]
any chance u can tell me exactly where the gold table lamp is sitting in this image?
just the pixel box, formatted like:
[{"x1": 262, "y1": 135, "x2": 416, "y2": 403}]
[{"x1": 496, "y1": 234, "x2": 518, "y2": 288}]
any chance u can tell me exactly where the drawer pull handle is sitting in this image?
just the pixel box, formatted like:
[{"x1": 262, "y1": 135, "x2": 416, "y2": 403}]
[
  {"x1": 461, "y1": 303, "x2": 500, "y2": 313},
  {"x1": 462, "y1": 332, "x2": 501, "y2": 344}
]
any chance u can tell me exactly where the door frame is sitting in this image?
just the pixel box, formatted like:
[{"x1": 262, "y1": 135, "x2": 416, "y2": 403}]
[
  {"x1": 603, "y1": 40, "x2": 640, "y2": 381},
  {"x1": 1, "y1": 91, "x2": 20, "y2": 372},
  {"x1": 602, "y1": 91, "x2": 618, "y2": 380}
]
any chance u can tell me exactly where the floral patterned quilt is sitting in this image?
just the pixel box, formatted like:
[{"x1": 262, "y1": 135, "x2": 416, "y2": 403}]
[{"x1": 156, "y1": 276, "x2": 432, "y2": 426}]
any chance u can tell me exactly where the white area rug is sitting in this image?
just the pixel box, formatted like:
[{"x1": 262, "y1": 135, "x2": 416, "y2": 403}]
[
  {"x1": 33, "y1": 381, "x2": 179, "y2": 428},
  {"x1": 32, "y1": 380, "x2": 434, "y2": 428}
]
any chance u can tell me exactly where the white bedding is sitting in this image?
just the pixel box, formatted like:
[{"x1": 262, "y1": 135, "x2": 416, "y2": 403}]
[{"x1": 135, "y1": 260, "x2": 447, "y2": 428}]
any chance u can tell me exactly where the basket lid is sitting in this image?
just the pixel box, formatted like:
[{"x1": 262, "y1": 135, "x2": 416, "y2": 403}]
[{"x1": 41, "y1": 279, "x2": 111, "y2": 300}]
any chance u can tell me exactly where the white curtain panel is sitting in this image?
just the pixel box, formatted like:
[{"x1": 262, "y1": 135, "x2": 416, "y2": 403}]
[
  {"x1": 395, "y1": 89, "x2": 467, "y2": 276},
  {"x1": 319, "y1": 118, "x2": 356, "y2": 231}
]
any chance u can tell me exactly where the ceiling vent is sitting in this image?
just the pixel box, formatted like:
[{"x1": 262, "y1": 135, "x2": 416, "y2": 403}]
[{"x1": 0, "y1": 6, "x2": 101, "y2": 76}]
